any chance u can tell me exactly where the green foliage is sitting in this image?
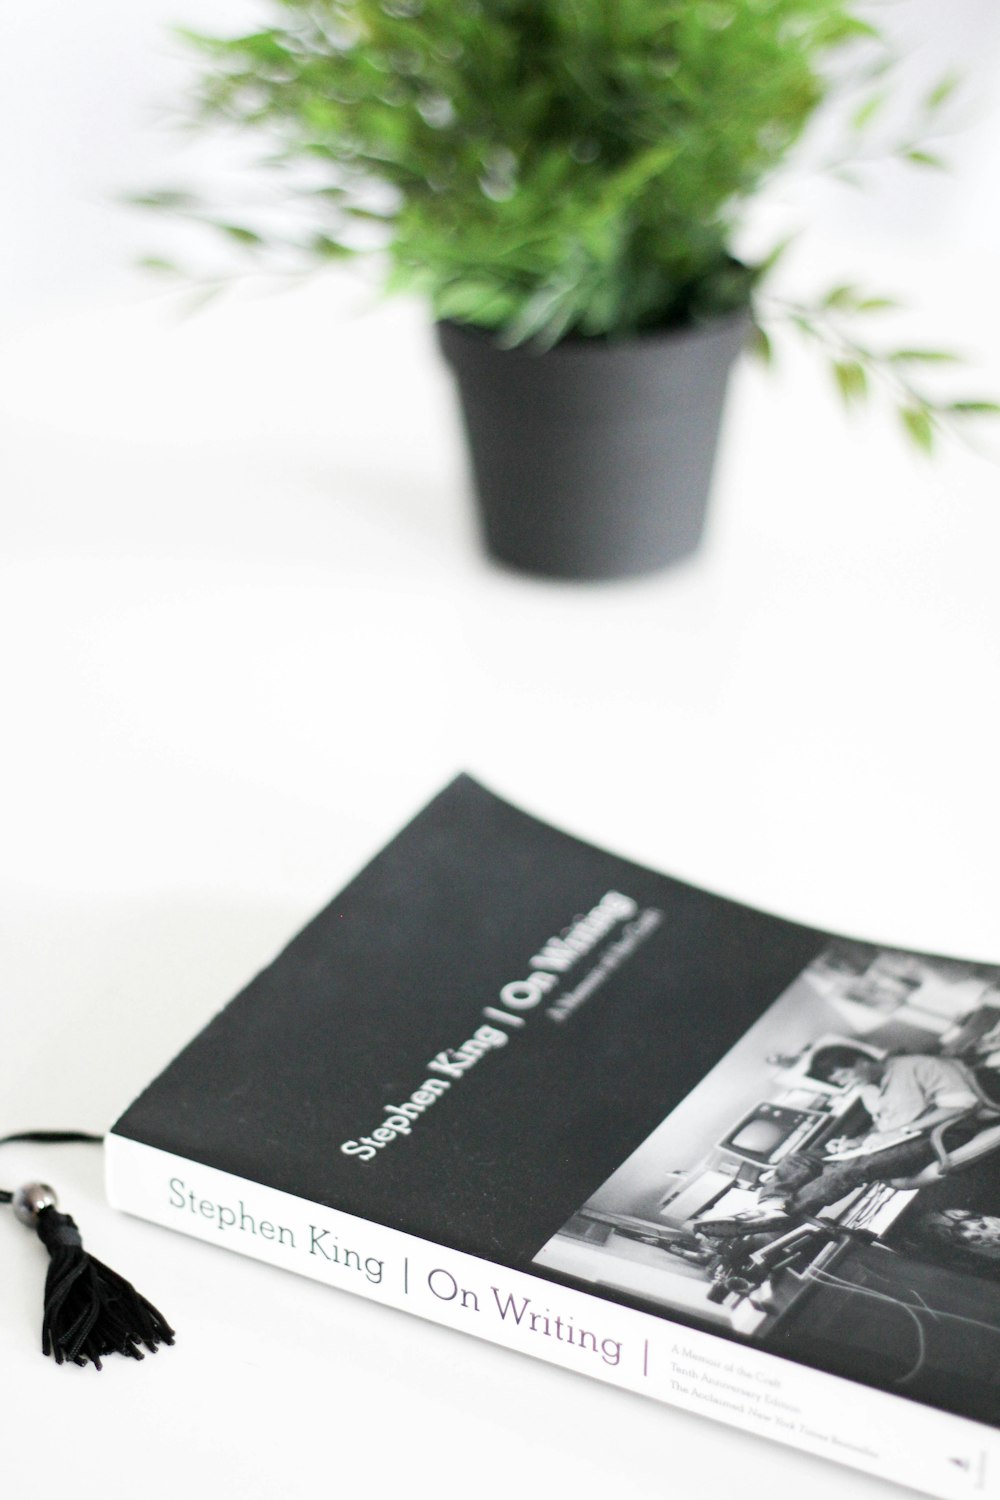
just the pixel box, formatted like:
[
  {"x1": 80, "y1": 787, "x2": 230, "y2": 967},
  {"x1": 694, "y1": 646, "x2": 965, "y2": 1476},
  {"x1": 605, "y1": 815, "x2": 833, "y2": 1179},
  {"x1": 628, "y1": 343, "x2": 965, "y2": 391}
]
[
  {"x1": 755, "y1": 285, "x2": 1000, "y2": 456},
  {"x1": 139, "y1": 0, "x2": 997, "y2": 450},
  {"x1": 160, "y1": 0, "x2": 883, "y2": 344}
]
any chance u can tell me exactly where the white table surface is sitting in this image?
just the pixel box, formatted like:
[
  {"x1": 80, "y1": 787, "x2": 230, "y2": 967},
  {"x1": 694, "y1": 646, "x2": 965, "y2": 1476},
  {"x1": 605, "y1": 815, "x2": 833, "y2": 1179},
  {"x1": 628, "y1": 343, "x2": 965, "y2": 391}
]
[{"x1": 1, "y1": 256, "x2": 999, "y2": 1500}]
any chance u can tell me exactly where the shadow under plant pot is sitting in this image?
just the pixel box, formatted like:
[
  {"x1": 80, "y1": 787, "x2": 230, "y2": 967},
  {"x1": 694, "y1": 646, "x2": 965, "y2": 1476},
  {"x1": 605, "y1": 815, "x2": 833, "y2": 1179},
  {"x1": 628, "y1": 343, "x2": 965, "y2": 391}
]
[{"x1": 437, "y1": 309, "x2": 750, "y2": 581}]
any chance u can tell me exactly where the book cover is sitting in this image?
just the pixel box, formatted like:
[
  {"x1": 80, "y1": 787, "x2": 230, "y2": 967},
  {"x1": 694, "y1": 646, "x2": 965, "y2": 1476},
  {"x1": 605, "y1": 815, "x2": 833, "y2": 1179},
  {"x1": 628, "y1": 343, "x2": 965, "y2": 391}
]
[{"x1": 107, "y1": 775, "x2": 1000, "y2": 1497}]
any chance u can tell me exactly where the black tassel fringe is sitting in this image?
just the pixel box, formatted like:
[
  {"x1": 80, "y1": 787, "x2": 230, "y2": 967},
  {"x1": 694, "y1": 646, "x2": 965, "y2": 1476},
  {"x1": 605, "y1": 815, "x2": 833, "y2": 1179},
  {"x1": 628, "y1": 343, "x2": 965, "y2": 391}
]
[{"x1": 36, "y1": 1205, "x2": 174, "y2": 1369}]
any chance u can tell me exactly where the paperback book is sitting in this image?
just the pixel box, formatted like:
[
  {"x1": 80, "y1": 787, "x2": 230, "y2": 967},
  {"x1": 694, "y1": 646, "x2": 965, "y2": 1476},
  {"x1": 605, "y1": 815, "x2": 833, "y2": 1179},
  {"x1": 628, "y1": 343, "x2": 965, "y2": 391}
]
[{"x1": 107, "y1": 776, "x2": 1000, "y2": 1497}]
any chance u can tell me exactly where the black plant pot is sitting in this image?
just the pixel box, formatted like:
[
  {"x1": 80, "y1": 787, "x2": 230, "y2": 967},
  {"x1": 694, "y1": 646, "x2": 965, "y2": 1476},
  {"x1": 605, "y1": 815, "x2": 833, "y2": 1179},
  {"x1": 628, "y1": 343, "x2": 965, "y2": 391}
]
[{"x1": 437, "y1": 310, "x2": 750, "y2": 581}]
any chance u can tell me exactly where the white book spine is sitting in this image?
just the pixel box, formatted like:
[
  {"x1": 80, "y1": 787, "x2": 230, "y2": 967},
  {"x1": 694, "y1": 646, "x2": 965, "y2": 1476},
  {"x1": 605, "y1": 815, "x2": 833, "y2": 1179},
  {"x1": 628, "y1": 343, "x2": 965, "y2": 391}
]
[{"x1": 106, "y1": 1133, "x2": 998, "y2": 1500}]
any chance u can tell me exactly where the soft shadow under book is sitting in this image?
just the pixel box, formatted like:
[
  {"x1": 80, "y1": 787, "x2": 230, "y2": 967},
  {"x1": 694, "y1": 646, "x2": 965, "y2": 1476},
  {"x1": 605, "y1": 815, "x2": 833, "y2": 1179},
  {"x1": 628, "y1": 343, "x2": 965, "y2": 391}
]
[{"x1": 107, "y1": 775, "x2": 1000, "y2": 1497}]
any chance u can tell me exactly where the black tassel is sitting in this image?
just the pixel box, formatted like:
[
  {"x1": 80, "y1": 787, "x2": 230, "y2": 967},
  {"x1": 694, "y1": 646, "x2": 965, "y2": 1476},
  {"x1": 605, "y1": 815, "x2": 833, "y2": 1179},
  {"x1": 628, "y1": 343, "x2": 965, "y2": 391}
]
[{"x1": 12, "y1": 1182, "x2": 174, "y2": 1369}]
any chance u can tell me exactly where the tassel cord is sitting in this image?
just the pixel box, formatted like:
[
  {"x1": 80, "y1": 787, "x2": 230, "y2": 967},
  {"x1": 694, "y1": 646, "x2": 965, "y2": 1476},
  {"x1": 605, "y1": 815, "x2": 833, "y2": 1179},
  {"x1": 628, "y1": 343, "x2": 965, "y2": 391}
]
[{"x1": 0, "y1": 1131, "x2": 105, "y2": 1199}]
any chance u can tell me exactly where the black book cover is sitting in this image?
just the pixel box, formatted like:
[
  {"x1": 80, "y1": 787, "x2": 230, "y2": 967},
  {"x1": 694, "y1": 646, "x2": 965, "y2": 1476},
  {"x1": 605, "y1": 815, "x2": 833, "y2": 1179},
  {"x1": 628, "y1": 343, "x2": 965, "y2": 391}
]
[{"x1": 113, "y1": 774, "x2": 1000, "y2": 1433}]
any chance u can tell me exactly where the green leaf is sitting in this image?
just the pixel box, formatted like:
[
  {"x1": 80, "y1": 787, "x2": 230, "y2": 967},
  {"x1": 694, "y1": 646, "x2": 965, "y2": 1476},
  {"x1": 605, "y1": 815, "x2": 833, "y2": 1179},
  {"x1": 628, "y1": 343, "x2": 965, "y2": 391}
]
[
  {"x1": 137, "y1": 256, "x2": 180, "y2": 276},
  {"x1": 748, "y1": 323, "x2": 773, "y2": 366},
  {"x1": 836, "y1": 16, "x2": 882, "y2": 42},
  {"x1": 900, "y1": 405, "x2": 935, "y2": 454},
  {"x1": 229, "y1": 31, "x2": 291, "y2": 64},
  {"x1": 832, "y1": 359, "x2": 868, "y2": 406},
  {"x1": 904, "y1": 149, "x2": 947, "y2": 170},
  {"x1": 821, "y1": 283, "x2": 861, "y2": 311},
  {"x1": 217, "y1": 223, "x2": 264, "y2": 246},
  {"x1": 126, "y1": 189, "x2": 200, "y2": 211},
  {"x1": 925, "y1": 72, "x2": 961, "y2": 113},
  {"x1": 310, "y1": 233, "x2": 354, "y2": 259},
  {"x1": 855, "y1": 296, "x2": 899, "y2": 313},
  {"x1": 831, "y1": 168, "x2": 864, "y2": 189},
  {"x1": 851, "y1": 91, "x2": 887, "y2": 132},
  {"x1": 948, "y1": 400, "x2": 1000, "y2": 416},
  {"x1": 790, "y1": 313, "x2": 818, "y2": 338},
  {"x1": 889, "y1": 348, "x2": 960, "y2": 364},
  {"x1": 305, "y1": 185, "x2": 349, "y2": 201}
]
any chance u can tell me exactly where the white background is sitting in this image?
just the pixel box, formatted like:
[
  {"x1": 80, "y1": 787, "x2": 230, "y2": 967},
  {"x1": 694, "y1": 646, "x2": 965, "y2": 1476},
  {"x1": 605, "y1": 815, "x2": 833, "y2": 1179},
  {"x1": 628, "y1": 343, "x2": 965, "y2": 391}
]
[{"x1": 1, "y1": 4, "x2": 999, "y2": 1498}]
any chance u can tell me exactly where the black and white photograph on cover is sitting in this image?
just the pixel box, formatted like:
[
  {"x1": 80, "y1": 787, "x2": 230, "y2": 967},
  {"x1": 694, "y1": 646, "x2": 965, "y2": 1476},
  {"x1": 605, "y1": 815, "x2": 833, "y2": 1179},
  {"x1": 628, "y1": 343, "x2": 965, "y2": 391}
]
[{"x1": 534, "y1": 942, "x2": 1000, "y2": 1426}]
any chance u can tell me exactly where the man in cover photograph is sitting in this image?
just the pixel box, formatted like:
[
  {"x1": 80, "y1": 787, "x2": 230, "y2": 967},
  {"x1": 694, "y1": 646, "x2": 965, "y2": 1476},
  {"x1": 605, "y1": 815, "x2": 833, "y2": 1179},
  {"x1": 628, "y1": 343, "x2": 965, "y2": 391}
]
[{"x1": 534, "y1": 944, "x2": 1000, "y2": 1425}]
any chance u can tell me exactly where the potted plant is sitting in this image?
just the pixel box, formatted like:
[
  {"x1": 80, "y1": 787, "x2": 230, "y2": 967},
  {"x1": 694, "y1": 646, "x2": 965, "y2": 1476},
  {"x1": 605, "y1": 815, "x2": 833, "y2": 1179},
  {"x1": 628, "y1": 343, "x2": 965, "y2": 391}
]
[{"x1": 138, "y1": 2, "x2": 996, "y2": 579}]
